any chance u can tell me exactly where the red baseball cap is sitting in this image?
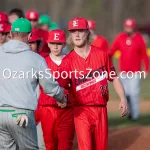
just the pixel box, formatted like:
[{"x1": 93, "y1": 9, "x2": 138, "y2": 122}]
[
  {"x1": 0, "y1": 12, "x2": 8, "y2": 23},
  {"x1": 124, "y1": 18, "x2": 136, "y2": 28},
  {"x1": 88, "y1": 19, "x2": 96, "y2": 29},
  {"x1": 47, "y1": 29, "x2": 66, "y2": 43},
  {"x1": 29, "y1": 32, "x2": 40, "y2": 42},
  {"x1": 0, "y1": 22, "x2": 8, "y2": 33},
  {"x1": 5, "y1": 24, "x2": 11, "y2": 33},
  {"x1": 26, "y1": 10, "x2": 39, "y2": 21},
  {"x1": 68, "y1": 17, "x2": 89, "y2": 31}
]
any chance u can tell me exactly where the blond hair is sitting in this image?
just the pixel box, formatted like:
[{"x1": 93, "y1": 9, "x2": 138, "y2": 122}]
[{"x1": 67, "y1": 30, "x2": 93, "y2": 46}]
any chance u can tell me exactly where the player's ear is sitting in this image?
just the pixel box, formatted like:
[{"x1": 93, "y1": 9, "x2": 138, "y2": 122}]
[
  {"x1": 28, "y1": 32, "x2": 32, "y2": 41},
  {"x1": 9, "y1": 31, "x2": 12, "y2": 38}
]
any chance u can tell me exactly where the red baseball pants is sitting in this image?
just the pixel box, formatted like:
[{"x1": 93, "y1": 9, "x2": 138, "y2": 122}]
[
  {"x1": 74, "y1": 106, "x2": 108, "y2": 150},
  {"x1": 39, "y1": 106, "x2": 75, "y2": 150}
]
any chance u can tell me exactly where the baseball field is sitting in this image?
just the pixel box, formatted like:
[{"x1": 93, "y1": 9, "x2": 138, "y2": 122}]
[{"x1": 72, "y1": 59, "x2": 150, "y2": 150}]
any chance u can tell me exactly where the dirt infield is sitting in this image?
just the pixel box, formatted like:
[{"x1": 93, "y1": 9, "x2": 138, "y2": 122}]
[
  {"x1": 109, "y1": 127, "x2": 150, "y2": 150},
  {"x1": 72, "y1": 127, "x2": 150, "y2": 150}
]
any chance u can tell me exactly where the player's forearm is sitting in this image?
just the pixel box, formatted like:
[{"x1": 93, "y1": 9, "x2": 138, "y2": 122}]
[{"x1": 112, "y1": 77, "x2": 126, "y2": 101}]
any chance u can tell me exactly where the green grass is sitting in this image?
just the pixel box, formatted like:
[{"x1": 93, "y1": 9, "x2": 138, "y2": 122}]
[
  {"x1": 108, "y1": 112, "x2": 150, "y2": 129},
  {"x1": 109, "y1": 59, "x2": 150, "y2": 100}
]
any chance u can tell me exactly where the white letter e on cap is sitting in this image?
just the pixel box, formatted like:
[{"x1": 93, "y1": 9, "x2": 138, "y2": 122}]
[
  {"x1": 73, "y1": 20, "x2": 78, "y2": 27},
  {"x1": 54, "y1": 33, "x2": 59, "y2": 40}
]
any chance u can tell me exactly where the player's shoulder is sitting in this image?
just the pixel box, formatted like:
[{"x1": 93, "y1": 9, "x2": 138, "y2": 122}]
[
  {"x1": 45, "y1": 55, "x2": 51, "y2": 62},
  {"x1": 62, "y1": 50, "x2": 74, "y2": 60},
  {"x1": 91, "y1": 45, "x2": 107, "y2": 55},
  {"x1": 134, "y1": 32, "x2": 143, "y2": 39}
]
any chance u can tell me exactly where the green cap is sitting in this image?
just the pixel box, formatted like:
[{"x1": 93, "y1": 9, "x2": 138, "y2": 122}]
[
  {"x1": 39, "y1": 15, "x2": 51, "y2": 26},
  {"x1": 49, "y1": 22, "x2": 59, "y2": 31},
  {"x1": 12, "y1": 18, "x2": 32, "y2": 32}
]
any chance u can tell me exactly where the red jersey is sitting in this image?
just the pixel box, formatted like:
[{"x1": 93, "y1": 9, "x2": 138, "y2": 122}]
[
  {"x1": 91, "y1": 35, "x2": 108, "y2": 51},
  {"x1": 38, "y1": 56, "x2": 69, "y2": 106},
  {"x1": 59, "y1": 46, "x2": 117, "y2": 106},
  {"x1": 109, "y1": 32, "x2": 149, "y2": 72}
]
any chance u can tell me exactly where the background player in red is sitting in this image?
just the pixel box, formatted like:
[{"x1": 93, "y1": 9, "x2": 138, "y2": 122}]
[
  {"x1": 36, "y1": 29, "x2": 74, "y2": 150},
  {"x1": 0, "y1": 12, "x2": 8, "y2": 23},
  {"x1": 59, "y1": 17, "x2": 128, "y2": 150},
  {"x1": 88, "y1": 19, "x2": 109, "y2": 51},
  {"x1": 0, "y1": 22, "x2": 8, "y2": 46},
  {"x1": 38, "y1": 15, "x2": 51, "y2": 31},
  {"x1": 26, "y1": 10, "x2": 50, "y2": 58},
  {"x1": 26, "y1": 10, "x2": 39, "y2": 28},
  {"x1": 109, "y1": 18, "x2": 149, "y2": 120},
  {"x1": 28, "y1": 32, "x2": 41, "y2": 53},
  {"x1": 0, "y1": 12, "x2": 12, "y2": 42}
]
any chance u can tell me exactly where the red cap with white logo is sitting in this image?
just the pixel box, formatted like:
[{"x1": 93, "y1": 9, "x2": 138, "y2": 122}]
[
  {"x1": 0, "y1": 12, "x2": 8, "y2": 23},
  {"x1": 26, "y1": 10, "x2": 39, "y2": 21},
  {"x1": 88, "y1": 19, "x2": 96, "y2": 29},
  {"x1": 124, "y1": 18, "x2": 136, "y2": 28},
  {"x1": 0, "y1": 22, "x2": 8, "y2": 32},
  {"x1": 68, "y1": 17, "x2": 89, "y2": 31},
  {"x1": 47, "y1": 29, "x2": 66, "y2": 43}
]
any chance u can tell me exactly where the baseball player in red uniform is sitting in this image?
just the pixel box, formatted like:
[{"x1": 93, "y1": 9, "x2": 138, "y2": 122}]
[
  {"x1": 0, "y1": 22, "x2": 9, "y2": 46},
  {"x1": 26, "y1": 10, "x2": 39, "y2": 28},
  {"x1": 36, "y1": 29, "x2": 74, "y2": 150},
  {"x1": 0, "y1": 12, "x2": 8, "y2": 23},
  {"x1": 28, "y1": 32, "x2": 41, "y2": 53},
  {"x1": 0, "y1": 12, "x2": 10, "y2": 45},
  {"x1": 58, "y1": 17, "x2": 128, "y2": 150},
  {"x1": 109, "y1": 18, "x2": 149, "y2": 120},
  {"x1": 26, "y1": 10, "x2": 50, "y2": 58},
  {"x1": 88, "y1": 19, "x2": 109, "y2": 51}
]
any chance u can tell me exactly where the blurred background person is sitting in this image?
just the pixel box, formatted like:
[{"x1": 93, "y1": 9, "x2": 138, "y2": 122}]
[
  {"x1": 109, "y1": 18, "x2": 149, "y2": 121},
  {"x1": 0, "y1": 22, "x2": 8, "y2": 46},
  {"x1": 28, "y1": 32, "x2": 41, "y2": 53},
  {"x1": 8, "y1": 8, "x2": 24, "y2": 24},
  {"x1": 26, "y1": 10, "x2": 39, "y2": 29},
  {"x1": 38, "y1": 15, "x2": 51, "y2": 31},
  {"x1": 88, "y1": 19, "x2": 109, "y2": 51},
  {"x1": 26, "y1": 11, "x2": 50, "y2": 58},
  {"x1": 0, "y1": 12, "x2": 8, "y2": 23},
  {"x1": 49, "y1": 21, "x2": 59, "y2": 31},
  {"x1": 0, "y1": 12, "x2": 11, "y2": 43}
]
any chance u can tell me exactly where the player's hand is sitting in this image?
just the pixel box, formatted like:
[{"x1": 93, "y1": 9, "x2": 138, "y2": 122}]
[
  {"x1": 16, "y1": 114, "x2": 28, "y2": 127},
  {"x1": 57, "y1": 96, "x2": 67, "y2": 108},
  {"x1": 57, "y1": 101, "x2": 67, "y2": 108},
  {"x1": 119, "y1": 99, "x2": 129, "y2": 117}
]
